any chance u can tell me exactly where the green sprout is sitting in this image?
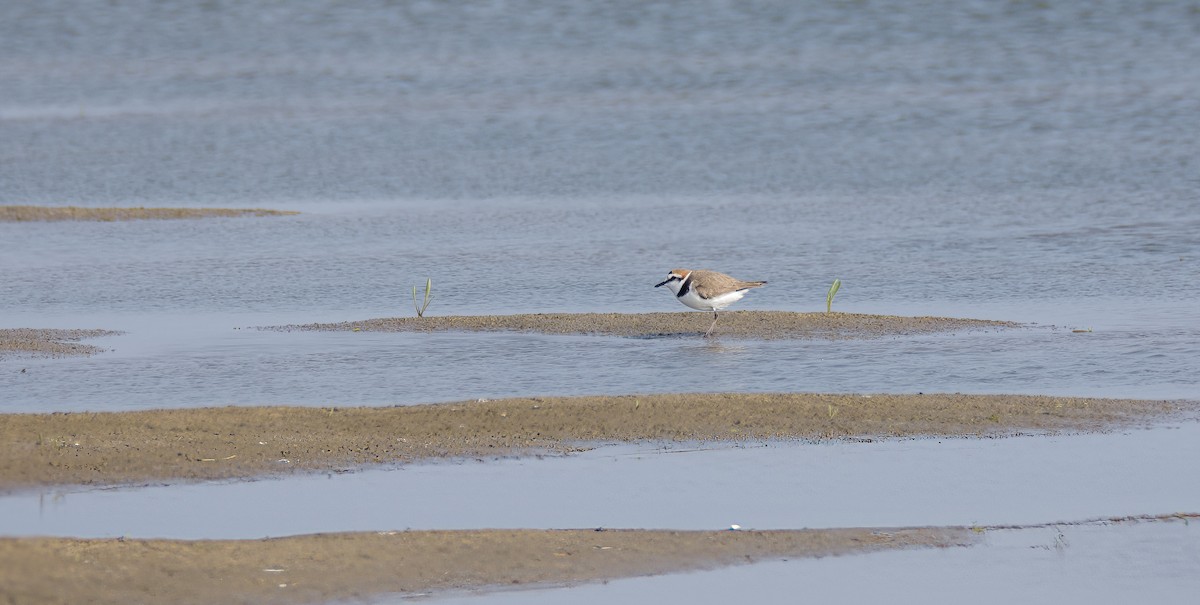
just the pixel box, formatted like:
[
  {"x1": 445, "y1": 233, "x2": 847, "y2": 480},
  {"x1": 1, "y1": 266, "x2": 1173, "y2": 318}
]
[
  {"x1": 826, "y1": 278, "x2": 841, "y2": 313},
  {"x1": 412, "y1": 278, "x2": 433, "y2": 318}
]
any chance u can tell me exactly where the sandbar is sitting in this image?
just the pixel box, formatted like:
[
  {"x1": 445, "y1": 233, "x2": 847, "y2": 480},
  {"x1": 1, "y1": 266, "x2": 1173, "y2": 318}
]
[
  {"x1": 0, "y1": 328, "x2": 119, "y2": 360},
  {"x1": 269, "y1": 310, "x2": 1019, "y2": 339},
  {"x1": 3, "y1": 514, "x2": 1191, "y2": 605},
  {"x1": 0, "y1": 393, "x2": 1183, "y2": 493},
  {"x1": 0, "y1": 525, "x2": 973, "y2": 605}
]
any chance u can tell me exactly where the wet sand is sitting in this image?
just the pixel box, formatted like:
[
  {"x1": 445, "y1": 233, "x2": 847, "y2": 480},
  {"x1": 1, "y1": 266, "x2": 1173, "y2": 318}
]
[
  {"x1": 0, "y1": 328, "x2": 120, "y2": 360},
  {"x1": 0, "y1": 205, "x2": 298, "y2": 222},
  {"x1": 0, "y1": 393, "x2": 1183, "y2": 493},
  {"x1": 269, "y1": 310, "x2": 1019, "y2": 339},
  {"x1": 0, "y1": 526, "x2": 974, "y2": 605},
  {"x1": 4, "y1": 515, "x2": 1191, "y2": 605}
]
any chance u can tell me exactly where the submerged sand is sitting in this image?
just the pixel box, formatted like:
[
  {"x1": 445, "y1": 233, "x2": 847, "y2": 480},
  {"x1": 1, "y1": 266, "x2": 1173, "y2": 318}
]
[
  {"x1": 269, "y1": 310, "x2": 1019, "y2": 339},
  {"x1": 1, "y1": 393, "x2": 1184, "y2": 493},
  {"x1": 0, "y1": 205, "x2": 298, "y2": 222},
  {"x1": 0, "y1": 328, "x2": 120, "y2": 360}
]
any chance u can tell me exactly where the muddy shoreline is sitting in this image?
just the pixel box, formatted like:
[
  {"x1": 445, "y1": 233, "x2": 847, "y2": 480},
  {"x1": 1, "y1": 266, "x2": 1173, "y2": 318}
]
[{"x1": 1, "y1": 393, "x2": 1184, "y2": 493}]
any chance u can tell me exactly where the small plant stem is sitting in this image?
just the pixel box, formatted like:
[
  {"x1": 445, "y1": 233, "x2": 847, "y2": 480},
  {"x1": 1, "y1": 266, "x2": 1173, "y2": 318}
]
[
  {"x1": 826, "y1": 278, "x2": 841, "y2": 313},
  {"x1": 413, "y1": 278, "x2": 433, "y2": 317}
]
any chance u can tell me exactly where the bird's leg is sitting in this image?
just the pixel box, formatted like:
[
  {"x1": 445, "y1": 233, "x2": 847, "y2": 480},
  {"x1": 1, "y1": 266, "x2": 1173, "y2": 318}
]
[{"x1": 704, "y1": 310, "x2": 718, "y2": 338}]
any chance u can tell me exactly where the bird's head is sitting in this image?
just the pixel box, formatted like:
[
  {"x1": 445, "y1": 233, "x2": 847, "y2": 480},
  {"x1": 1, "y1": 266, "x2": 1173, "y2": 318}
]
[{"x1": 654, "y1": 269, "x2": 691, "y2": 294}]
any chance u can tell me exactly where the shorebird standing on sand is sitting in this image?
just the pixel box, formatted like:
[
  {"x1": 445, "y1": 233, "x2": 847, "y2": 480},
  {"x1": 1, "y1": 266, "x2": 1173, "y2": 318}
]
[{"x1": 655, "y1": 268, "x2": 767, "y2": 337}]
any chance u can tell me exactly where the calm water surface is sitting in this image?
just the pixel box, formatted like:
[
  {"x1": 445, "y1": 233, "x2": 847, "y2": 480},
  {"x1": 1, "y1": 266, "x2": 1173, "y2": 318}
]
[{"x1": 6, "y1": 424, "x2": 1199, "y2": 539}]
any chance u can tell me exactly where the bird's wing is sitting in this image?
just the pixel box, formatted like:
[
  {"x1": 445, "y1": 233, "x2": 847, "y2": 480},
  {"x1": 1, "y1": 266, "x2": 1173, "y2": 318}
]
[{"x1": 689, "y1": 270, "x2": 739, "y2": 299}]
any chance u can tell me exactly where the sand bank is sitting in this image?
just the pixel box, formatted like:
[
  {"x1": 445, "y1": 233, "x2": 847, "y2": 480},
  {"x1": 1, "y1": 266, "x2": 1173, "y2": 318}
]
[
  {"x1": 0, "y1": 526, "x2": 972, "y2": 605},
  {"x1": 5, "y1": 514, "x2": 1192, "y2": 605},
  {"x1": 1, "y1": 393, "x2": 1183, "y2": 492},
  {"x1": 269, "y1": 310, "x2": 1019, "y2": 339}
]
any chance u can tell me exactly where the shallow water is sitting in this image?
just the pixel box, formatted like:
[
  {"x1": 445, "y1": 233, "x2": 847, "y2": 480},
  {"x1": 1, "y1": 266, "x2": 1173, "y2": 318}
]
[
  {"x1": 5, "y1": 302, "x2": 1199, "y2": 411},
  {"x1": 0, "y1": 204, "x2": 1197, "y2": 409},
  {"x1": 5, "y1": 423, "x2": 1198, "y2": 540}
]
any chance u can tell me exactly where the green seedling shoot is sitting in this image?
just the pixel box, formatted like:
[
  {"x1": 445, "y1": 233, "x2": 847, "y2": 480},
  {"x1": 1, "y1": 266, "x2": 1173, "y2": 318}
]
[
  {"x1": 413, "y1": 278, "x2": 433, "y2": 317},
  {"x1": 826, "y1": 278, "x2": 841, "y2": 313}
]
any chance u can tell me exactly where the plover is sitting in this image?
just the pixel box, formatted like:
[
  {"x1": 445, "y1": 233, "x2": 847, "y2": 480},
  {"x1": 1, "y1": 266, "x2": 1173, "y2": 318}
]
[{"x1": 655, "y1": 268, "x2": 767, "y2": 337}]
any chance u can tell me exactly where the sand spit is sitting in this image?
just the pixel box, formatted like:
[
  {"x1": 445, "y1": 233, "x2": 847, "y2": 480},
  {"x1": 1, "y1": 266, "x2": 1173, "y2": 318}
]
[
  {"x1": 268, "y1": 310, "x2": 1019, "y2": 339},
  {"x1": 0, "y1": 526, "x2": 975, "y2": 605},
  {"x1": 0, "y1": 393, "x2": 1184, "y2": 492},
  {"x1": 0, "y1": 205, "x2": 298, "y2": 222},
  {"x1": 4, "y1": 514, "x2": 1193, "y2": 605},
  {"x1": 0, "y1": 328, "x2": 120, "y2": 360}
]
